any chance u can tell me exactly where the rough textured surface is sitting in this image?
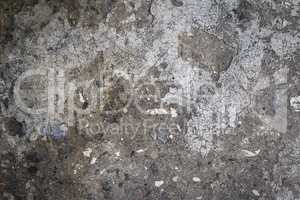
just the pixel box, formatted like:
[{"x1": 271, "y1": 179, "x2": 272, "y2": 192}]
[{"x1": 0, "y1": 0, "x2": 300, "y2": 199}]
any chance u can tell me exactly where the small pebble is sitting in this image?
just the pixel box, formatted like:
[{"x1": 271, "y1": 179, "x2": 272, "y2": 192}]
[
  {"x1": 155, "y1": 180, "x2": 164, "y2": 187},
  {"x1": 192, "y1": 177, "x2": 201, "y2": 182},
  {"x1": 136, "y1": 149, "x2": 145, "y2": 153},
  {"x1": 90, "y1": 157, "x2": 97, "y2": 165},
  {"x1": 83, "y1": 148, "x2": 92, "y2": 157},
  {"x1": 252, "y1": 190, "x2": 260, "y2": 196},
  {"x1": 172, "y1": 176, "x2": 179, "y2": 182}
]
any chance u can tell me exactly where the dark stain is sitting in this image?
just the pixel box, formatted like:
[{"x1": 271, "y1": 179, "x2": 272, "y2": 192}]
[
  {"x1": 64, "y1": 0, "x2": 80, "y2": 27},
  {"x1": 232, "y1": 0, "x2": 254, "y2": 31},
  {"x1": 25, "y1": 152, "x2": 41, "y2": 163},
  {"x1": 27, "y1": 166, "x2": 38, "y2": 175},
  {"x1": 149, "y1": 162, "x2": 159, "y2": 176},
  {"x1": 170, "y1": 0, "x2": 183, "y2": 7},
  {"x1": 178, "y1": 29, "x2": 235, "y2": 82},
  {"x1": 103, "y1": 77, "x2": 130, "y2": 114},
  {"x1": 5, "y1": 117, "x2": 25, "y2": 137},
  {"x1": 82, "y1": 101, "x2": 89, "y2": 110}
]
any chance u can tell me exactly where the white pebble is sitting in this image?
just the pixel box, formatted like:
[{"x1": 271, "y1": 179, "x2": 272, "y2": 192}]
[
  {"x1": 192, "y1": 177, "x2": 201, "y2": 182},
  {"x1": 154, "y1": 180, "x2": 164, "y2": 187},
  {"x1": 90, "y1": 157, "x2": 97, "y2": 165},
  {"x1": 136, "y1": 149, "x2": 145, "y2": 153},
  {"x1": 83, "y1": 148, "x2": 92, "y2": 157},
  {"x1": 252, "y1": 190, "x2": 260, "y2": 196},
  {"x1": 172, "y1": 176, "x2": 179, "y2": 182}
]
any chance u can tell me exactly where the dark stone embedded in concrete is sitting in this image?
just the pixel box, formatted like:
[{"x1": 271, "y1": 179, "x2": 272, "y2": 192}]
[{"x1": 178, "y1": 29, "x2": 235, "y2": 81}]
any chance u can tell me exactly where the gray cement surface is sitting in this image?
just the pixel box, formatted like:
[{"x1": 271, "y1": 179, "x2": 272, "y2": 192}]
[{"x1": 0, "y1": 0, "x2": 300, "y2": 199}]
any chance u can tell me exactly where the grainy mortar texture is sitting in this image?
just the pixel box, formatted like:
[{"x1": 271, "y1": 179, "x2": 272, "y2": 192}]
[{"x1": 0, "y1": 0, "x2": 300, "y2": 199}]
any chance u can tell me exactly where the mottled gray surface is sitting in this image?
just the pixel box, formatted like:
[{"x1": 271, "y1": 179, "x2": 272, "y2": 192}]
[{"x1": 0, "y1": 0, "x2": 300, "y2": 199}]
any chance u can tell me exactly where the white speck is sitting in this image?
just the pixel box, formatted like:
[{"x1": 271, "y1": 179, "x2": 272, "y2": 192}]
[
  {"x1": 121, "y1": 137, "x2": 124, "y2": 141},
  {"x1": 172, "y1": 176, "x2": 179, "y2": 182},
  {"x1": 146, "y1": 108, "x2": 169, "y2": 115},
  {"x1": 115, "y1": 151, "x2": 120, "y2": 157},
  {"x1": 196, "y1": 196, "x2": 203, "y2": 200},
  {"x1": 83, "y1": 148, "x2": 92, "y2": 157},
  {"x1": 100, "y1": 169, "x2": 106, "y2": 175},
  {"x1": 174, "y1": 166, "x2": 179, "y2": 171},
  {"x1": 170, "y1": 108, "x2": 178, "y2": 118},
  {"x1": 90, "y1": 157, "x2": 97, "y2": 165},
  {"x1": 169, "y1": 134, "x2": 174, "y2": 139},
  {"x1": 73, "y1": 169, "x2": 77, "y2": 174},
  {"x1": 79, "y1": 92, "x2": 85, "y2": 103},
  {"x1": 252, "y1": 190, "x2": 260, "y2": 196},
  {"x1": 241, "y1": 149, "x2": 260, "y2": 157},
  {"x1": 155, "y1": 180, "x2": 164, "y2": 187},
  {"x1": 192, "y1": 177, "x2": 201, "y2": 182},
  {"x1": 176, "y1": 125, "x2": 181, "y2": 132},
  {"x1": 136, "y1": 149, "x2": 145, "y2": 153}
]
